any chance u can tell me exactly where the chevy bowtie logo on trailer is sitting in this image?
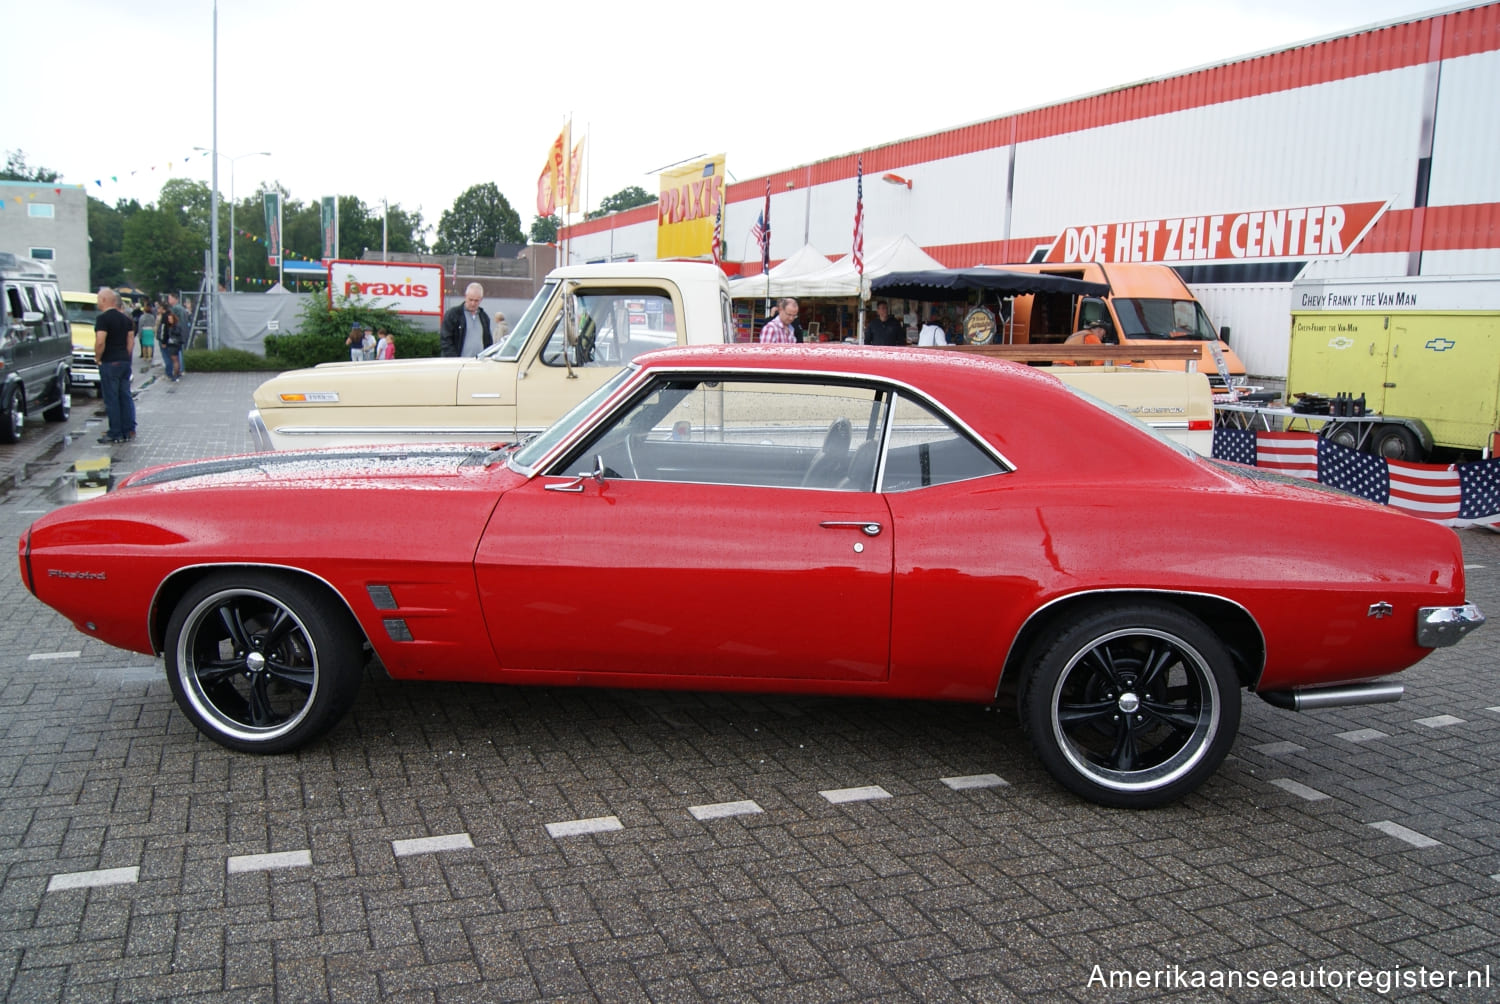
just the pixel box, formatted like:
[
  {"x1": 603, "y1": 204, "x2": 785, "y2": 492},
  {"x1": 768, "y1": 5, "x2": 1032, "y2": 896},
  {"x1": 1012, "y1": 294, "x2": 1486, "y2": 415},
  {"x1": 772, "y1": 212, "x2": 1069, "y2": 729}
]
[{"x1": 1425, "y1": 338, "x2": 1456, "y2": 352}]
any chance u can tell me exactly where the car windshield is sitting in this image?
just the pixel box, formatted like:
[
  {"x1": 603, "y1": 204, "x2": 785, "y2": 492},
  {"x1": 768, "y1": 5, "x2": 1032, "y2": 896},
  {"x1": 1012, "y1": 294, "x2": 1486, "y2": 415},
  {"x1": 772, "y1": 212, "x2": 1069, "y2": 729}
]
[
  {"x1": 488, "y1": 280, "x2": 557, "y2": 361},
  {"x1": 63, "y1": 298, "x2": 99, "y2": 324},
  {"x1": 510, "y1": 365, "x2": 638, "y2": 470},
  {"x1": 1112, "y1": 298, "x2": 1218, "y2": 341}
]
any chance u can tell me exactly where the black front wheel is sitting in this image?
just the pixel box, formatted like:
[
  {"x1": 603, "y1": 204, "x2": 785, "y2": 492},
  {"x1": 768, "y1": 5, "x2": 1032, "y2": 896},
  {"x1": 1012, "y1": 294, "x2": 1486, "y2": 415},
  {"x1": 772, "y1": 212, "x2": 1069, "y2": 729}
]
[
  {"x1": 43, "y1": 375, "x2": 71, "y2": 423},
  {"x1": 0, "y1": 386, "x2": 23, "y2": 443},
  {"x1": 1019, "y1": 603, "x2": 1241, "y2": 809},
  {"x1": 164, "y1": 571, "x2": 365, "y2": 753}
]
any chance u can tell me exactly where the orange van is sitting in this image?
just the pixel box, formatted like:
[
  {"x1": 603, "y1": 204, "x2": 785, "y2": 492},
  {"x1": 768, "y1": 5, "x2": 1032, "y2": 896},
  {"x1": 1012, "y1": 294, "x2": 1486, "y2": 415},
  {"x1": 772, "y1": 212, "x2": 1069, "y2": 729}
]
[{"x1": 988, "y1": 263, "x2": 1247, "y2": 390}]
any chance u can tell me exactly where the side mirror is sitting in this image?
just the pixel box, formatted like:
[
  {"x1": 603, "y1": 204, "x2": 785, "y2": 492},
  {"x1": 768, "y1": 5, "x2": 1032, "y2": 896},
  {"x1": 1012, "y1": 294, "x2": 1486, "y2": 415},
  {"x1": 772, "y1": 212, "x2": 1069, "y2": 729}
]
[{"x1": 1218, "y1": 325, "x2": 1230, "y2": 344}]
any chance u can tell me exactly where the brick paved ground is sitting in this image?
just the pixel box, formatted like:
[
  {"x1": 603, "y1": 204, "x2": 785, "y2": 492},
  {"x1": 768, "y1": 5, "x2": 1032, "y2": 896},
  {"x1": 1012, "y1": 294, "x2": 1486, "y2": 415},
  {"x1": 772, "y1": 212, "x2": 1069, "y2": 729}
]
[{"x1": 0, "y1": 368, "x2": 1496, "y2": 1002}]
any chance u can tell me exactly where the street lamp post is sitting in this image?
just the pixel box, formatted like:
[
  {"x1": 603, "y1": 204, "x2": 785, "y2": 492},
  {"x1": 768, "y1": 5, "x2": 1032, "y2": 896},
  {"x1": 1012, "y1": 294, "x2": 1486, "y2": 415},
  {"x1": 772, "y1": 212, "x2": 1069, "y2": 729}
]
[{"x1": 195, "y1": 148, "x2": 271, "y2": 293}]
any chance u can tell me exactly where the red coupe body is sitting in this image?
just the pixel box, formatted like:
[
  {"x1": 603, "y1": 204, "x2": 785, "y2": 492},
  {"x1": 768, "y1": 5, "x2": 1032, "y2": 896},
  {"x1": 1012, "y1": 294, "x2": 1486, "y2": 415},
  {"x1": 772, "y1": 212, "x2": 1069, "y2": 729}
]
[{"x1": 20, "y1": 346, "x2": 1481, "y2": 807}]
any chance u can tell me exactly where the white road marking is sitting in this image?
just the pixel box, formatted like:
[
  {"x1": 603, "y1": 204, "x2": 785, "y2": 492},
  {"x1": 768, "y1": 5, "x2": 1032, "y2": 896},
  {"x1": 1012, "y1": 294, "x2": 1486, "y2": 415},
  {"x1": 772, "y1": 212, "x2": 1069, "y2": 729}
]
[
  {"x1": 46, "y1": 866, "x2": 139, "y2": 892},
  {"x1": 1269, "y1": 778, "x2": 1329, "y2": 801},
  {"x1": 1414, "y1": 715, "x2": 1465, "y2": 728},
  {"x1": 1369, "y1": 821, "x2": 1440, "y2": 848},
  {"x1": 941, "y1": 774, "x2": 1008, "y2": 790},
  {"x1": 546, "y1": 816, "x2": 623, "y2": 838},
  {"x1": 227, "y1": 850, "x2": 313, "y2": 874},
  {"x1": 688, "y1": 800, "x2": 763, "y2": 821},
  {"x1": 28, "y1": 651, "x2": 81, "y2": 661},
  {"x1": 1253, "y1": 741, "x2": 1305, "y2": 755},
  {"x1": 392, "y1": 833, "x2": 474, "y2": 857},
  {"x1": 820, "y1": 785, "x2": 891, "y2": 804},
  {"x1": 1336, "y1": 728, "x2": 1389, "y2": 743}
]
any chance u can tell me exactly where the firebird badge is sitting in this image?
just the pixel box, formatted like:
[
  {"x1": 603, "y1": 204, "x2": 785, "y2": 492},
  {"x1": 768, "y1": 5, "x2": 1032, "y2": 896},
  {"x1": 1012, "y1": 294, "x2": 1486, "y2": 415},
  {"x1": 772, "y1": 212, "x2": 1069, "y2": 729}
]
[
  {"x1": 1425, "y1": 337, "x2": 1456, "y2": 352},
  {"x1": 48, "y1": 569, "x2": 107, "y2": 580},
  {"x1": 1368, "y1": 602, "x2": 1394, "y2": 619}
]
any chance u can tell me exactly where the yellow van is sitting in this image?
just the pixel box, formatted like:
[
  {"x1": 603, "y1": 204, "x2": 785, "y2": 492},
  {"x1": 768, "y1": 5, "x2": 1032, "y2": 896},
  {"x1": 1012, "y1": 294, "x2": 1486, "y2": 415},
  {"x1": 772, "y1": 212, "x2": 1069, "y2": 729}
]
[
  {"x1": 61, "y1": 290, "x2": 101, "y2": 397},
  {"x1": 991, "y1": 263, "x2": 1247, "y2": 390}
]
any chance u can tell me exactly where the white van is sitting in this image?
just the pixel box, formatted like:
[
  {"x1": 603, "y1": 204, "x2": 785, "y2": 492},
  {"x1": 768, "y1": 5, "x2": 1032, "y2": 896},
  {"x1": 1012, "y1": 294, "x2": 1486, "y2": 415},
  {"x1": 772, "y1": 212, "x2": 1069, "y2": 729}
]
[{"x1": 1, "y1": 252, "x2": 73, "y2": 442}]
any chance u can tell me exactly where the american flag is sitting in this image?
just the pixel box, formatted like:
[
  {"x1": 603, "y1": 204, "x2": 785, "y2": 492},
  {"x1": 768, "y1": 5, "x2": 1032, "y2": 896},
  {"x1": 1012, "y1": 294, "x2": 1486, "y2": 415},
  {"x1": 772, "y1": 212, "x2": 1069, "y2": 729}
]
[
  {"x1": 1212, "y1": 428, "x2": 1496, "y2": 527},
  {"x1": 852, "y1": 155, "x2": 865, "y2": 278},
  {"x1": 1256, "y1": 431, "x2": 1318, "y2": 479},
  {"x1": 759, "y1": 179, "x2": 771, "y2": 272}
]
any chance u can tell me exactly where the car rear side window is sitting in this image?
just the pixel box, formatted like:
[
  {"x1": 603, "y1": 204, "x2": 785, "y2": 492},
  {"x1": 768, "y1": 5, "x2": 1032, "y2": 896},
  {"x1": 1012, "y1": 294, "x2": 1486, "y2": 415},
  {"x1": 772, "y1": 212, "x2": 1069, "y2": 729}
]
[{"x1": 879, "y1": 394, "x2": 1007, "y2": 492}]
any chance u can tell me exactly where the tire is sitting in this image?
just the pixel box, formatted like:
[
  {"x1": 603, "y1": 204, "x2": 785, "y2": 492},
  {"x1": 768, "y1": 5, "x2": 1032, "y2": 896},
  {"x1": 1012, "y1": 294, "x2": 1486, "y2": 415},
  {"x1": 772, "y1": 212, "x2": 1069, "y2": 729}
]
[
  {"x1": 1019, "y1": 603, "x2": 1241, "y2": 809},
  {"x1": 1327, "y1": 423, "x2": 1359, "y2": 451},
  {"x1": 1374, "y1": 424, "x2": 1422, "y2": 461},
  {"x1": 43, "y1": 375, "x2": 71, "y2": 423},
  {"x1": 164, "y1": 570, "x2": 365, "y2": 753},
  {"x1": 0, "y1": 386, "x2": 22, "y2": 444}
]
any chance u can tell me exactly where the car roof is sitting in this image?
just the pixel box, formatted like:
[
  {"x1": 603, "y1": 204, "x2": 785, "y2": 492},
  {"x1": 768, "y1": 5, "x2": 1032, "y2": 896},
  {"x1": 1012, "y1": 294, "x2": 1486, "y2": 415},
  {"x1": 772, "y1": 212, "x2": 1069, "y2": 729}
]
[
  {"x1": 626, "y1": 344, "x2": 1206, "y2": 481},
  {"x1": 549, "y1": 261, "x2": 729, "y2": 286}
]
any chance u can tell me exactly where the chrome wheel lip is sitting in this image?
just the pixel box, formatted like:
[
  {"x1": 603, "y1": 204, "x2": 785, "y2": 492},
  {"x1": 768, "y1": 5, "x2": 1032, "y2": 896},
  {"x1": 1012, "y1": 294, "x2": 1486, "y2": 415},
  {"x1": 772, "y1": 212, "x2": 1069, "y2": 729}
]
[
  {"x1": 1049, "y1": 626, "x2": 1220, "y2": 794},
  {"x1": 175, "y1": 587, "x2": 320, "y2": 743}
]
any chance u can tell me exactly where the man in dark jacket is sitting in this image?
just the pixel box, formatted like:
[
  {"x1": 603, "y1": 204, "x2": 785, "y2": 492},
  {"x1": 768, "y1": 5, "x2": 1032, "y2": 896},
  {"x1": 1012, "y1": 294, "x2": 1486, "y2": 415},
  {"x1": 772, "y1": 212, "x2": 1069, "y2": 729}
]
[
  {"x1": 866, "y1": 300, "x2": 907, "y2": 346},
  {"x1": 440, "y1": 283, "x2": 491, "y2": 357}
]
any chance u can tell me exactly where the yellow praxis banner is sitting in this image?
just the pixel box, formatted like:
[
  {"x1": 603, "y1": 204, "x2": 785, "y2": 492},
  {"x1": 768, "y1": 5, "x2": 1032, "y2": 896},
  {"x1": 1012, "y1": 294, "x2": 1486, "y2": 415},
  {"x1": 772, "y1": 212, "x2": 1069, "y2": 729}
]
[{"x1": 657, "y1": 155, "x2": 725, "y2": 259}]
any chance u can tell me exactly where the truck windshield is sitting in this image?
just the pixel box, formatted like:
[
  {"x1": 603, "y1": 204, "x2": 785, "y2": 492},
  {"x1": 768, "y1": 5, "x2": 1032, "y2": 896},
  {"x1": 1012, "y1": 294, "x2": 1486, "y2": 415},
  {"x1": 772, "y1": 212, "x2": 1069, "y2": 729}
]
[
  {"x1": 488, "y1": 280, "x2": 558, "y2": 361},
  {"x1": 1112, "y1": 299, "x2": 1218, "y2": 341}
]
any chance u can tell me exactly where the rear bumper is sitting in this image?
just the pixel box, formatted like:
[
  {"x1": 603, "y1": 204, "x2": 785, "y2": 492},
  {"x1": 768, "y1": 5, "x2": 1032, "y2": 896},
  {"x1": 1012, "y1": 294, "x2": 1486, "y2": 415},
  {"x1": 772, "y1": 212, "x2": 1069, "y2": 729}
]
[{"x1": 1417, "y1": 602, "x2": 1484, "y2": 647}]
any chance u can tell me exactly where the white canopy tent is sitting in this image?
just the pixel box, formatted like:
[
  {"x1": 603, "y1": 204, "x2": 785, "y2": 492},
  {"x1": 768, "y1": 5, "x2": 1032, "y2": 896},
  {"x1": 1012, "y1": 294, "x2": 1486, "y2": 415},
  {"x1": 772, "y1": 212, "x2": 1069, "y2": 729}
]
[
  {"x1": 730, "y1": 236, "x2": 945, "y2": 300},
  {"x1": 727, "y1": 244, "x2": 833, "y2": 299},
  {"x1": 742, "y1": 236, "x2": 946, "y2": 300}
]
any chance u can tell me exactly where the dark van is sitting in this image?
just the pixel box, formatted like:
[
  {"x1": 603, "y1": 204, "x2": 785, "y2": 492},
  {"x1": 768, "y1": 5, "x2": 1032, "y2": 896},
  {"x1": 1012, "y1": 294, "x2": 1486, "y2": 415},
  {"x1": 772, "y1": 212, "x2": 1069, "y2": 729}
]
[{"x1": 1, "y1": 252, "x2": 72, "y2": 442}]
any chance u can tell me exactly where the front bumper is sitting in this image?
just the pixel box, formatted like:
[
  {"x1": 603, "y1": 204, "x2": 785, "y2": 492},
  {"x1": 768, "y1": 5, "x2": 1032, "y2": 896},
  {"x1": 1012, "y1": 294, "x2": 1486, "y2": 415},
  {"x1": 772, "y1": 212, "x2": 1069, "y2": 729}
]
[
  {"x1": 1417, "y1": 602, "x2": 1485, "y2": 647},
  {"x1": 71, "y1": 351, "x2": 99, "y2": 389}
]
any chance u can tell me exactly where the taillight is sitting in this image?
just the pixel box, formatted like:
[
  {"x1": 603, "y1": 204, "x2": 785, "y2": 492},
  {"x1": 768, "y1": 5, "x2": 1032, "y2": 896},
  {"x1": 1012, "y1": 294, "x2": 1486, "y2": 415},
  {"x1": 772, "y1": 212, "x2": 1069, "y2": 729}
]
[{"x1": 17, "y1": 531, "x2": 33, "y2": 595}]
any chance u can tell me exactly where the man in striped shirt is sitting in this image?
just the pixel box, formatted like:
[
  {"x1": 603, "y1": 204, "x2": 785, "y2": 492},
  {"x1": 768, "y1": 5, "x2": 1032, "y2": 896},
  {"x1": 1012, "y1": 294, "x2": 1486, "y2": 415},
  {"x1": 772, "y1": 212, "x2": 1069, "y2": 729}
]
[{"x1": 759, "y1": 298, "x2": 799, "y2": 344}]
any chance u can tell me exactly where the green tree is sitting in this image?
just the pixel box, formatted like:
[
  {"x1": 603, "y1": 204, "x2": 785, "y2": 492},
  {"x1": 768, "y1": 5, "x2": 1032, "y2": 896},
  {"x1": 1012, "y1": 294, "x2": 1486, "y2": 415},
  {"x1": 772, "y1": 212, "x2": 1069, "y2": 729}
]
[
  {"x1": 122, "y1": 206, "x2": 202, "y2": 294},
  {"x1": 529, "y1": 214, "x2": 560, "y2": 244},
  {"x1": 586, "y1": 185, "x2": 655, "y2": 220},
  {"x1": 432, "y1": 183, "x2": 523, "y2": 255},
  {"x1": 1, "y1": 149, "x2": 61, "y2": 183},
  {"x1": 88, "y1": 197, "x2": 138, "y2": 289}
]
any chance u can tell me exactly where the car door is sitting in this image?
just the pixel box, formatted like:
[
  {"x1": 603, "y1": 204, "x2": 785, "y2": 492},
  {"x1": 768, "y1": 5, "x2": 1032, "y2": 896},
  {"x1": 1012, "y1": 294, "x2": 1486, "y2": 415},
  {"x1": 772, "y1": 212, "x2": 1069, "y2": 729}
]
[{"x1": 474, "y1": 377, "x2": 895, "y2": 683}]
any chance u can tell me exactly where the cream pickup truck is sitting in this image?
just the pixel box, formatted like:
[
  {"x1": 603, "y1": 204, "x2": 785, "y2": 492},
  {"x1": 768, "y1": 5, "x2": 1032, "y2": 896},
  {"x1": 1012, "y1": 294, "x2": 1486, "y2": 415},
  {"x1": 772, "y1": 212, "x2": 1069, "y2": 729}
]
[{"x1": 250, "y1": 261, "x2": 1213, "y2": 455}]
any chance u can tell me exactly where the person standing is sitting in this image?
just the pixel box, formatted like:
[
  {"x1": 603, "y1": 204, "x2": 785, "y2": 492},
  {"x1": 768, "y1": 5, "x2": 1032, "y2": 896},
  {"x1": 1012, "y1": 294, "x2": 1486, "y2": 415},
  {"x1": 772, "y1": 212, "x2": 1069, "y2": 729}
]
[
  {"x1": 159, "y1": 304, "x2": 184, "y2": 381},
  {"x1": 94, "y1": 287, "x2": 136, "y2": 444},
  {"x1": 345, "y1": 322, "x2": 368, "y2": 361},
  {"x1": 493, "y1": 311, "x2": 509, "y2": 345},
  {"x1": 440, "y1": 283, "x2": 491, "y2": 357},
  {"x1": 136, "y1": 300, "x2": 156, "y2": 368},
  {"x1": 166, "y1": 293, "x2": 191, "y2": 376},
  {"x1": 758, "y1": 298, "x2": 798, "y2": 344},
  {"x1": 918, "y1": 315, "x2": 948, "y2": 346},
  {"x1": 866, "y1": 300, "x2": 907, "y2": 346}
]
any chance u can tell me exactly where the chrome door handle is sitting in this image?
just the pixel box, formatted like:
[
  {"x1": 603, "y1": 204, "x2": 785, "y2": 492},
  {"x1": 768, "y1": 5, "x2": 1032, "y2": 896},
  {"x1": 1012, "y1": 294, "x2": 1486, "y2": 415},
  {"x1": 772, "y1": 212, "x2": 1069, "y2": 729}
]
[
  {"x1": 820, "y1": 520, "x2": 882, "y2": 537},
  {"x1": 545, "y1": 477, "x2": 586, "y2": 493}
]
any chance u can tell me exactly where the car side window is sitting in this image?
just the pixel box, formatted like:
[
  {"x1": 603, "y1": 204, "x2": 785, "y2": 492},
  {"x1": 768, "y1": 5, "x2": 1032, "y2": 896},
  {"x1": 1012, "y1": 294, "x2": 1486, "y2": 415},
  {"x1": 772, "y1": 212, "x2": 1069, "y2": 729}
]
[
  {"x1": 879, "y1": 394, "x2": 1007, "y2": 491},
  {"x1": 540, "y1": 288, "x2": 679, "y2": 368},
  {"x1": 558, "y1": 378, "x2": 889, "y2": 491}
]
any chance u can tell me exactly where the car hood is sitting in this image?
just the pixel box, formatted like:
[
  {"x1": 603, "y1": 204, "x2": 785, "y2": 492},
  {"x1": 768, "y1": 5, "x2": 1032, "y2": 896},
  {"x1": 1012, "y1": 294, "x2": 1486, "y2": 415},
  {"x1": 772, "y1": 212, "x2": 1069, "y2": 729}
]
[
  {"x1": 253, "y1": 356, "x2": 509, "y2": 408},
  {"x1": 115, "y1": 443, "x2": 512, "y2": 491}
]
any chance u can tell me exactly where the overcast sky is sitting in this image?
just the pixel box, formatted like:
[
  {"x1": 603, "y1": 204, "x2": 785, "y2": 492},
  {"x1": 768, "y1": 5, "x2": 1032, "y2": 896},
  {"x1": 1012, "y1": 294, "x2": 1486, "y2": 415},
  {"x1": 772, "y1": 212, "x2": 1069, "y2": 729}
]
[{"x1": 9, "y1": 0, "x2": 1454, "y2": 236}]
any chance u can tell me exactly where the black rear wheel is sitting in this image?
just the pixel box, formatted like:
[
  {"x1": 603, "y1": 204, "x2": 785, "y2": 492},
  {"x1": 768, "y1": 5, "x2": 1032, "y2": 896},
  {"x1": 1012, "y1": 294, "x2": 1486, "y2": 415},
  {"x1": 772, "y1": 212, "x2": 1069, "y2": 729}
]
[
  {"x1": 1019, "y1": 603, "x2": 1241, "y2": 808},
  {"x1": 0, "y1": 386, "x2": 23, "y2": 444}
]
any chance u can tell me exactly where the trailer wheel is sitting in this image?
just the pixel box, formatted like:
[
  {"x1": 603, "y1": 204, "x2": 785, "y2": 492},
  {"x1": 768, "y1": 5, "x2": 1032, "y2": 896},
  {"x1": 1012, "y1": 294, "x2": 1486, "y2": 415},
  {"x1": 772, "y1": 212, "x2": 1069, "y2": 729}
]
[
  {"x1": 1327, "y1": 424, "x2": 1359, "y2": 451},
  {"x1": 1374, "y1": 424, "x2": 1422, "y2": 461}
]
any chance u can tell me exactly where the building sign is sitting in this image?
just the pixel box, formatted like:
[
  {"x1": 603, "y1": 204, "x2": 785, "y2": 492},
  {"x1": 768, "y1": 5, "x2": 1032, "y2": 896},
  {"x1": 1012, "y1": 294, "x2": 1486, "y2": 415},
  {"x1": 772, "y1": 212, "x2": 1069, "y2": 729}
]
[
  {"x1": 963, "y1": 307, "x2": 997, "y2": 345},
  {"x1": 325, "y1": 260, "x2": 445, "y2": 316},
  {"x1": 1041, "y1": 201, "x2": 1388, "y2": 265},
  {"x1": 657, "y1": 155, "x2": 726, "y2": 259}
]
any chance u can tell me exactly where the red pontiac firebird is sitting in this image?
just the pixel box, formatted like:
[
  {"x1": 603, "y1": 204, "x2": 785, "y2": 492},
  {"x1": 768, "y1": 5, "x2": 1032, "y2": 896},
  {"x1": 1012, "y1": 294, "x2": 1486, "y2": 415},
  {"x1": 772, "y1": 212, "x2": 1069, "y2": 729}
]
[{"x1": 18, "y1": 346, "x2": 1484, "y2": 808}]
